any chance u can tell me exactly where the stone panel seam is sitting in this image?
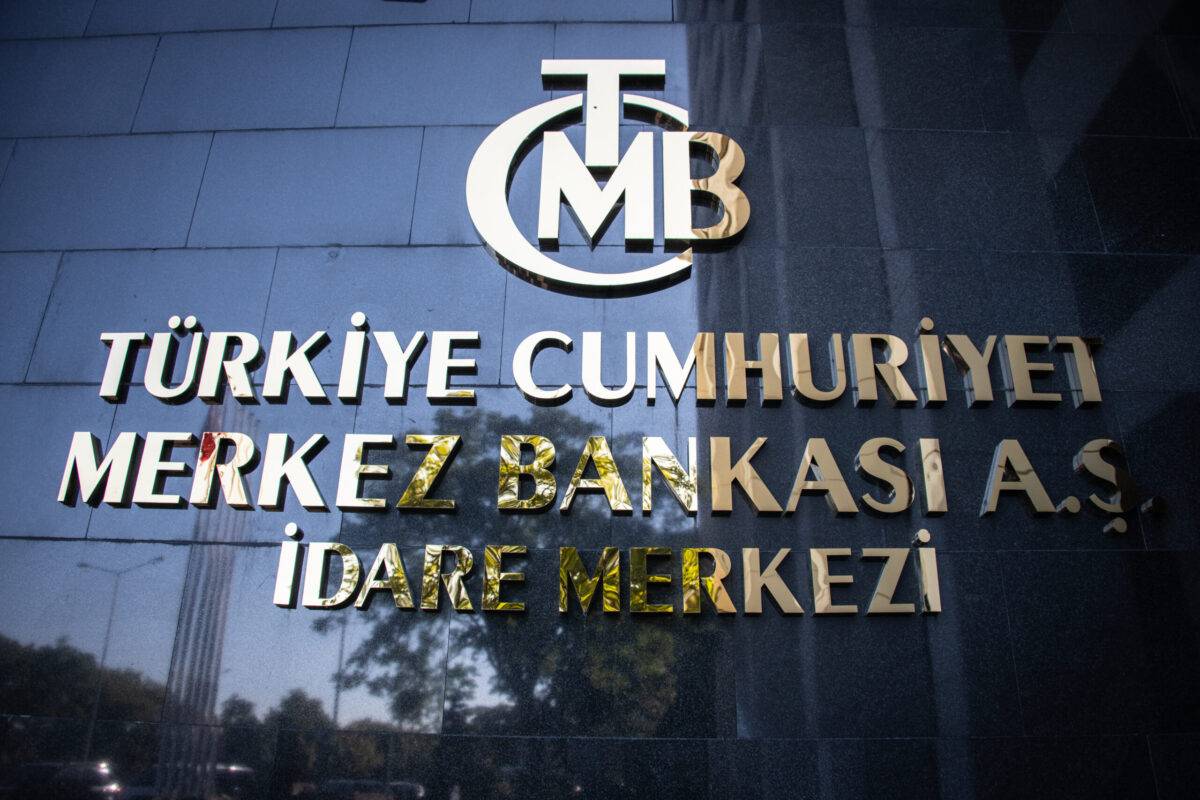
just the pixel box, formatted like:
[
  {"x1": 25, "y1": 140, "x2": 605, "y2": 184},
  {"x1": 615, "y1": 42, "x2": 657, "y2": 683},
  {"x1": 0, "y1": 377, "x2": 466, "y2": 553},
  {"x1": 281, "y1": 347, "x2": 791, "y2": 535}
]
[
  {"x1": 82, "y1": 0, "x2": 100, "y2": 37},
  {"x1": 406, "y1": 127, "x2": 426, "y2": 244},
  {"x1": 1161, "y1": 35, "x2": 1197, "y2": 139},
  {"x1": 257, "y1": 247, "x2": 281, "y2": 343},
  {"x1": 129, "y1": 34, "x2": 162, "y2": 133},
  {"x1": 22, "y1": 250, "x2": 65, "y2": 384},
  {"x1": 333, "y1": 26, "x2": 355, "y2": 126},
  {"x1": 0, "y1": 139, "x2": 14, "y2": 194},
  {"x1": 994, "y1": 552, "x2": 1030, "y2": 737},
  {"x1": 184, "y1": 133, "x2": 216, "y2": 247}
]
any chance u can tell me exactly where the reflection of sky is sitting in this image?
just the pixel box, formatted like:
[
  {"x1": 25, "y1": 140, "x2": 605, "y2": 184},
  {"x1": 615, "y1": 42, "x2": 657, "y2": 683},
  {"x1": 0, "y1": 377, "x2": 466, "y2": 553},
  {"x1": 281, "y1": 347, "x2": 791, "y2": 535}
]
[{"x1": 0, "y1": 540, "x2": 187, "y2": 679}]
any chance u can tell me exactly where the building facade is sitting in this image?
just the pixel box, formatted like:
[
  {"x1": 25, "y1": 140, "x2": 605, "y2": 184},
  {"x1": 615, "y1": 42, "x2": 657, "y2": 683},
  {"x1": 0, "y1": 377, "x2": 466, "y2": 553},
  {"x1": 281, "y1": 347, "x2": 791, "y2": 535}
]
[{"x1": 1, "y1": 0, "x2": 1199, "y2": 797}]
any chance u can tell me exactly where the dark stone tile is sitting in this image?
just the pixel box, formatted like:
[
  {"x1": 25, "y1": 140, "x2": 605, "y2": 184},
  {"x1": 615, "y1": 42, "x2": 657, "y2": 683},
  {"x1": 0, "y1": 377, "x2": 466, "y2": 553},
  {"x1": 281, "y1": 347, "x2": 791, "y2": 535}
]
[
  {"x1": 189, "y1": 128, "x2": 422, "y2": 247},
  {"x1": 0, "y1": 716, "x2": 86, "y2": 769},
  {"x1": 684, "y1": 23, "x2": 767, "y2": 128},
  {"x1": 0, "y1": 251, "x2": 58, "y2": 382},
  {"x1": 735, "y1": 552, "x2": 1022, "y2": 738},
  {"x1": 471, "y1": 0, "x2": 673, "y2": 22},
  {"x1": 338, "y1": 24, "x2": 554, "y2": 126},
  {"x1": 0, "y1": 37, "x2": 157, "y2": 137},
  {"x1": 27, "y1": 248, "x2": 276, "y2": 385},
  {"x1": 869, "y1": 130, "x2": 1101, "y2": 251},
  {"x1": 1166, "y1": 36, "x2": 1200, "y2": 137},
  {"x1": 848, "y1": 27, "x2": 993, "y2": 130},
  {"x1": 675, "y1": 0, "x2": 846, "y2": 24},
  {"x1": 87, "y1": 0, "x2": 276, "y2": 35},
  {"x1": 1115, "y1": 391, "x2": 1200, "y2": 550},
  {"x1": 1082, "y1": 136, "x2": 1200, "y2": 254},
  {"x1": 266, "y1": 246, "x2": 507, "y2": 386},
  {"x1": 1003, "y1": 550, "x2": 1200, "y2": 734},
  {"x1": 134, "y1": 28, "x2": 352, "y2": 132},
  {"x1": 1066, "y1": 0, "x2": 1154, "y2": 33},
  {"x1": 0, "y1": 385, "x2": 112, "y2": 536},
  {"x1": 273, "y1": 0, "x2": 470, "y2": 27},
  {"x1": 734, "y1": 127, "x2": 879, "y2": 248},
  {"x1": 1150, "y1": 0, "x2": 1200, "y2": 34},
  {"x1": 1149, "y1": 734, "x2": 1200, "y2": 800},
  {"x1": 982, "y1": 33, "x2": 1188, "y2": 136},
  {"x1": 762, "y1": 24, "x2": 858, "y2": 127},
  {"x1": 0, "y1": 540, "x2": 187, "y2": 721},
  {"x1": 1066, "y1": 253, "x2": 1200, "y2": 392},
  {"x1": 847, "y1": 0, "x2": 1071, "y2": 30},
  {"x1": 0, "y1": 0, "x2": 93, "y2": 39},
  {"x1": 0, "y1": 133, "x2": 211, "y2": 251}
]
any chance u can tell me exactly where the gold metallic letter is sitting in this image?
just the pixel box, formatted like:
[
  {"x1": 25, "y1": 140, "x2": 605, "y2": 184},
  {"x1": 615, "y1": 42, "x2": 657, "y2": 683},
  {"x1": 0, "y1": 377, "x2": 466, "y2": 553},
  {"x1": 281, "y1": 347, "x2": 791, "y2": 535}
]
[
  {"x1": 421, "y1": 545, "x2": 474, "y2": 612},
  {"x1": 861, "y1": 548, "x2": 915, "y2": 614},
  {"x1": 981, "y1": 439, "x2": 1054, "y2": 515},
  {"x1": 630, "y1": 546, "x2": 673, "y2": 613},
  {"x1": 559, "y1": 547, "x2": 620, "y2": 613},
  {"x1": 356, "y1": 543, "x2": 415, "y2": 609},
  {"x1": 682, "y1": 548, "x2": 736, "y2": 614},
  {"x1": 642, "y1": 436, "x2": 698, "y2": 514},
  {"x1": 397, "y1": 434, "x2": 460, "y2": 510},
  {"x1": 482, "y1": 545, "x2": 526, "y2": 612},
  {"x1": 710, "y1": 437, "x2": 782, "y2": 514},
  {"x1": 810, "y1": 548, "x2": 857, "y2": 615},
  {"x1": 498, "y1": 435, "x2": 556, "y2": 511},
  {"x1": 560, "y1": 436, "x2": 632, "y2": 514},
  {"x1": 785, "y1": 438, "x2": 857, "y2": 515}
]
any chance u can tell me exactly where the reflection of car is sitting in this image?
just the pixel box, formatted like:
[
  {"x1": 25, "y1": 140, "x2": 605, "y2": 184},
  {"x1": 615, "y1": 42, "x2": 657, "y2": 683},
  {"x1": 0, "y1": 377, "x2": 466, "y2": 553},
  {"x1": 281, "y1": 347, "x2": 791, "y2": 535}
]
[
  {"x1": 121, "y1": 762, "x2": 261, "y2": 799},
  {"x1": 317, "y1": 779, "x2": 400, "y2": 800},
  {"x1": 0, "y1": 761, "x2": 123, "y2": 799},
  {"x1": 388, "y1": 781, "x2": 426, "y2": 800}
]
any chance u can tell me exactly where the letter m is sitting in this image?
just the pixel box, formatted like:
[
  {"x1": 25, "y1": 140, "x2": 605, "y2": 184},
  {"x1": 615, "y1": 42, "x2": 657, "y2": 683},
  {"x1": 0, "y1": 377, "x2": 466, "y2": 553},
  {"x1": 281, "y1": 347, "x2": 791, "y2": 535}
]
[
  {"x1": 58, "y1": 431, "x2": 140, "y2": 505},
  {"x1": 538, "y1": 131, "x2": 654, "y2": 246}
]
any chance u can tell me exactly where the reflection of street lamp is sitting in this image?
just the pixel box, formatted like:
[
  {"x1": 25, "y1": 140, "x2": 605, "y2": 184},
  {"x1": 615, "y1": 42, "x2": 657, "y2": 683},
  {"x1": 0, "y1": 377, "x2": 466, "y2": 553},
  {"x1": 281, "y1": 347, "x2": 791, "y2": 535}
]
[{"x1": 77, "y1": 555, "x2": 165, "y2": 759}]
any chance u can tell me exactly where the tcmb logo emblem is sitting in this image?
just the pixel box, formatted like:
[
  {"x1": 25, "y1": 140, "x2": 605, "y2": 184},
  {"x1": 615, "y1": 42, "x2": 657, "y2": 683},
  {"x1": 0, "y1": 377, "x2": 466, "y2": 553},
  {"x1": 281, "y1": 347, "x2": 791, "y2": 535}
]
[{"x1": 466, "y1": 59, "x2": 750, "y2": 293}]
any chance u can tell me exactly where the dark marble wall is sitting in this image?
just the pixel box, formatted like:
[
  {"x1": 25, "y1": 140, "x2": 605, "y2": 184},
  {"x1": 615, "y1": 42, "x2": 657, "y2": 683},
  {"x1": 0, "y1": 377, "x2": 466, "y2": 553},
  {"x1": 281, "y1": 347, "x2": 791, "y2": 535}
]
[{"x1": 1, "y1": 0, "x2": 1199, "y2": 797}]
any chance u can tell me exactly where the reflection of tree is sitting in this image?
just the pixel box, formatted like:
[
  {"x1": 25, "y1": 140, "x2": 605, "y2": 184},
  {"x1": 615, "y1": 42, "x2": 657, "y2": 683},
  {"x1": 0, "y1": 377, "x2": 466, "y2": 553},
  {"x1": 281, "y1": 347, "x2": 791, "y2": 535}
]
[
  {"x1": 0, "y1": 634, "x2": 164, "y2": 726},
  {"x1": 315, "y1": 407, "x2": 708, "y2": 794}
]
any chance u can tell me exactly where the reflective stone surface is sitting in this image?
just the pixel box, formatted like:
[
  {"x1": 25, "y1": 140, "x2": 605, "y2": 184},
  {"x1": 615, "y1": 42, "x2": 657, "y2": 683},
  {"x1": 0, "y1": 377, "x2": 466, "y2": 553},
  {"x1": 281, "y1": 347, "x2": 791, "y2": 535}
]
[{"x1": 1, "y1": 0, "x2": 1199, "y2": 797}]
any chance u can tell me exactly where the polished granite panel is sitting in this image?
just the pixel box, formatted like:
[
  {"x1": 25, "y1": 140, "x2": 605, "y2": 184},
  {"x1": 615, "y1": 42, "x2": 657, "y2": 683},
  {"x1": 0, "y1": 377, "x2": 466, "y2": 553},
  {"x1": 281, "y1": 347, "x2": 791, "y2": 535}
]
[
  {"x1": 1116, "y1": 391, "x2": 1200, "y2": 550},
  {"x1": 337, "y1": 24, "x2": 555, "y2": 126},
  {"x1": 1067, "y1": 253, "x2": 1200, "y2": 392},
  {"x1": 676, "y1": 0, "x2": 847, "y2": 24},
  {"x1": 133, "y1": 29, "x2": 352, "y2": 132},
  {"x1": 1003, "y1": 550, "x2": 1200, "y2": 734},
  {"x1": 472, "y1": 0, "x2": 673, "y2": 22},
  {"x1": 188, "y1": 128, "x2": 422, "y2": 247},
  {"x1": 983, "y1": 32, "x2": 1188, "y2": 136},
  {"x1": 0, "y1": 0, "x2": 93, "y2": 38},
  {"x1": 265, "y1": 246, "x2": 507, "y2": 386},
  {"x1": 86, "y1": 0, "x2": 277, "y2": 35},
  {"x1": 0, "y1": 251, "x2": 58, "y2": 382},
  {"x1": 0, "y1": 1, "x2": 1196, "y2": 796},
  {"x1": 0, "y1": 133, "x2": 212, "y2": 251},
  {"x1": 272, "y1": 0, "x2": 470, "y2": 27},
  {"x1": 26, "y1": 248, "x2": 277, "y2": 385},
  {"x1": 847, "y1": 0, "x2": 1071, "y2": 30},
  {"x1": 0, "y1": 36, "x2": 157, "y2": 137},
  {"x1": 0, "y1": 385, "x2": 112, "y2": 537},
  {"x1": 868, "y1": 129, "x2": 1101, "y2": 251},
  {"x1": 1167, "y1": 35, "x2": 1200, "y2": 136},
  {"x1": 762, "y1": 24, "x2": 859, "y2": 127},
  {"x1": 0, "y1": 539, "x2": 186, "y2": 720}
]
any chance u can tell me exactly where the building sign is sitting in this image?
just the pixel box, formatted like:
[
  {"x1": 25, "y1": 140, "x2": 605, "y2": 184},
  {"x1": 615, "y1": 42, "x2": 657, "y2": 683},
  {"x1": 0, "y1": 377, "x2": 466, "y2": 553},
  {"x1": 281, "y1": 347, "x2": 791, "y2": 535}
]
[
  {"x1": 50, "y1": 61, "x2": 1153, "y2": 622},
  {"x1": 466, "y1": 59, "x2": 749, "y2": 292}
]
